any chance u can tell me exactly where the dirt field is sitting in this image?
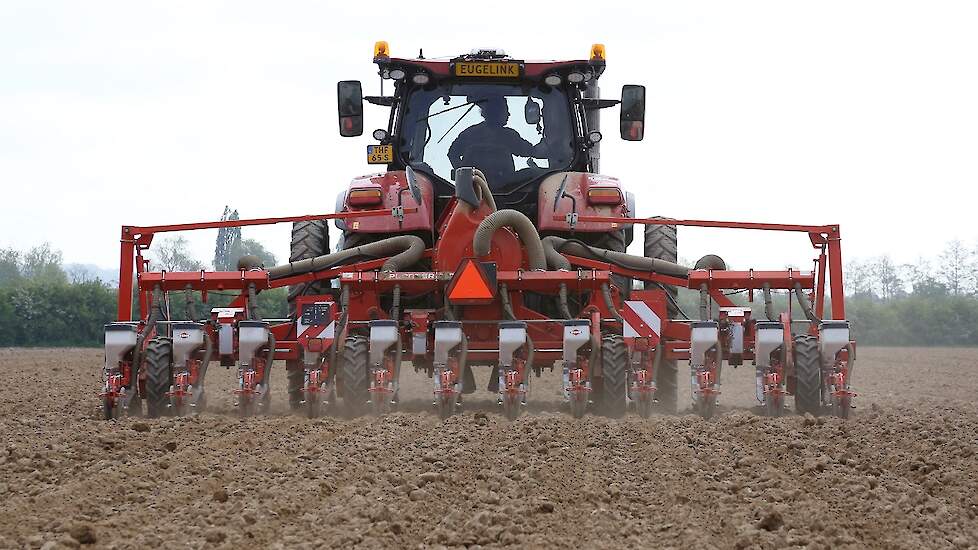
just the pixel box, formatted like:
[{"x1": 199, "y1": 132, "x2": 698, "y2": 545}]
[{"x1": 1, "y1": 347, "x2": 976, "y2": 550}]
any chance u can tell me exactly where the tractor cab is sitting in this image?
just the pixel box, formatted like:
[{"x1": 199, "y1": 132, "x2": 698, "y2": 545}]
[{"x1": 336, "y1": 43, "x2": 645, "y2": 218}]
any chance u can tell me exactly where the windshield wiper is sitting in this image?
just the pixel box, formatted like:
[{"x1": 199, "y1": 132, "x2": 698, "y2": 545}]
[
  {"x1": 417, "y1": 99, "x2": 486, "y2": 121},
  {"x1": 436, "y1": 102, "x2": 480, "y2": 144}
]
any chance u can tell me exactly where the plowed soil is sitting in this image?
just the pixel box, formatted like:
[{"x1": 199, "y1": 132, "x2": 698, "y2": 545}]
[{"x1": 1, "y1": 347, "x2": 977, "y2": 549}]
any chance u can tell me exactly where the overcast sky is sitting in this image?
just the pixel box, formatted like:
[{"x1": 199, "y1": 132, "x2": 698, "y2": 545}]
[{"x1": 2, "y1": 1, "x2": 976, "y2": 273}]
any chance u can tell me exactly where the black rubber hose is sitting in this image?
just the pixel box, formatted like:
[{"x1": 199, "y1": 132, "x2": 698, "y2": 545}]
[
  {"x1": 267, "y1": 235, "x2": 425, "y2": 280},
  {"x1": 198, "y1": 332, "x2": 214, "y2": 387},
  {"x1": 499, "y1": 284, "x2": 533, "y2": 380},
  {"x1": 131, "y1": 285, "x2": 163, "y2": 390},
  {"x1": 794, "y1": 282, "x2": 821, "y2": 323},
  {"x1": 262, "y1": 332, "x2": 276, "y2": 388},
  {"x1": 540, "y1": 238, "x2": 573, "y2": 318},
  {"x1": 543, "y1": 236, "x2": 689, "y2": 278},
  {"x1": 391, "y1": 284, "x2": 401, "y2": 324},
  {"x1": 762, "y1": 282, "x2": 776, "y2": 321},
  {"x1": 601, "y1": 283, "x2": 623, "y2": 323},
  {"x1": 247, "y1": 283, "x2": 259, "y2": 321},
  {"x1": 699, "y1": 284, "x2": 710, "y2": 320},
  {"x1": 184, "y1": 285, "x2": 198, "y2": 322}
]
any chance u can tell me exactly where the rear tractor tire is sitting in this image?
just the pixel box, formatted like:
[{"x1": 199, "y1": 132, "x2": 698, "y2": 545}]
[
  {"x1": 143, "y1": 337, "x2": 173, "y2": 419},
  {"x1": 286, "y1": 220, "x2": 330, "y2": 413},
  {"x1": 644, "y1": 219, "x2": 679, "y2": 414},
  {"x1": 597, "y1": 333, "x2": 628, "y2": 418},
  {"x1": 339, "y1": 334, "x2": 370, "y2": 416},
  {"x1": 793, "y1": 335, "x2": 823, "y2": 416}
]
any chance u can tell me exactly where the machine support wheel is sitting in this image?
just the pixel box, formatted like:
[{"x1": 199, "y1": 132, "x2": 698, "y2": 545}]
[
  {"x1": 339, "y1": 335, "x2": 370, "y2": 416},
  {"x1": 598, "y1": 333, "x2": 628, "y2": 418},
  {"x1": 143, "y1": 337, "x2": 173, "y2": 419},
  {"x1": 644, "y1": 219, "x2": 679, "y2": 414},
  {"x1": 793, "y1": 335, "x2": 823, "y2": 415}
]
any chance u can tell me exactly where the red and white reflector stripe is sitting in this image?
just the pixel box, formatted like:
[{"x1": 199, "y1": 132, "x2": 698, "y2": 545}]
[{"x1": 622, "y1": 301, "x2": 661, "y2": 344}]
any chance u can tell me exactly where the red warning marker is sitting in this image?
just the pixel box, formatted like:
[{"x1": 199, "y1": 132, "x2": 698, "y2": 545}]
[{"x1": 447, "y1": 259, "x2": 496, "y2": 304}]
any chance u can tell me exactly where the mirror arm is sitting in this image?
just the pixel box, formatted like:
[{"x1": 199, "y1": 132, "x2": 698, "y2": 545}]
[{"x1": 365, "y1": 96, "x2": 396, "y2": 107}]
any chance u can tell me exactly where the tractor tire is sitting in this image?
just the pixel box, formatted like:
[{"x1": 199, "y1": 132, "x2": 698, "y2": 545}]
[
  {"x1": 286, "y1": 220, "x2": 329, "y2": 410},
  {"x1": 339, "y1": 334, "x2": 370, "y2": 415},
  {"x1": 287, "y1": 219, "x2": 330, "y2": 317},
  {"x1": 793, "y1": 334, "x2": 823, "y2": 415},
  {"x1": 644, "y1": 218, "x2": 679, "y2": 413},
  {"x1": 597, "y1": 333, "x2": 628, "y2": 418},
  {"x1": 143, "y1": 337, "x2": 173, "y2": 418}
]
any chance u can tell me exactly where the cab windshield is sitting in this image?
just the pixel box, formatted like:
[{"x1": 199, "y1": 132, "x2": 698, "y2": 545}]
[{"x1": 398, "y1": 83, "x2": 576, "y2": 191}]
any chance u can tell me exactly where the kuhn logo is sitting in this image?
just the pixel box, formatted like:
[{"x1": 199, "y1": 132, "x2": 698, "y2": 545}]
[{"x1": 570, "y1": 328, "x2": 582, "y2": 336}]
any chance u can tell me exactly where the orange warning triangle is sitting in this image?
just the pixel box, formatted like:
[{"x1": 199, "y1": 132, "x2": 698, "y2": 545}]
[{"x1": 448, "y1": 259, "x2": 494, "y2": 300}]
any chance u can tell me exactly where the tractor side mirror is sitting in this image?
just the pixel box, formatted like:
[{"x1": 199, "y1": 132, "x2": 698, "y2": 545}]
[
  {"x1": 524, "y1": 97, "x2": 541, "y2": 126},
  {"x1": 619, "y1": 84, "x2": 646, "y2": 141},
  {"x1": 337, "y1": 80, "x2": 364, "y2": 137}
]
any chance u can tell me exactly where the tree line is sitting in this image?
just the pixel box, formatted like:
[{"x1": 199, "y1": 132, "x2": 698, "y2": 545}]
[{"x1": 1, "y1": 235, "x2": 976, "y2": 347}]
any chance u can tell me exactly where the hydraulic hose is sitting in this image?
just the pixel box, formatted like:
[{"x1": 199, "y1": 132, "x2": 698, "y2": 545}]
[
  {"x1": 247, "y1": 283, "x2": 260, "y2": 321},
  {"x1": 793, "y1": 282, "x2": 821, "y2": 323},
  {"x1": 542, "y1": 236, "x2": 689, "y2": 279},
  {"x1": 184, "y1": 285, "x2": 198, "y2": 322},
  {"x1": 499, "y1": 283, "x2": 534, "y2": 376},
  {"x1": 267, "y1": 235, "x2": 425, "y2": 280},
  {"x1": 197, "y1": 333, "x2": 214, "y2": 387},
  {"x1": 131, "y1": 285, "x2": 164, "y2": 390},
  {"x1": 601, "y1": 283, "x2": 623, "y2": 323},
  {"x1": 262, "y1": 332, "x2": 276, "y2": 389},
  {"x1": 762, "y1": 282, "x2": 776, "y2": 321},
  {"x1": 541, "y1": 239, "x2": 573, "y2": 318},
  {"x1": 699, "y1": 284, "x2": 710, "y2": 320},
  {"x1": 472, "y1": 210, "x2": 547, "y2": 270},
  {"x1": 391, "y1": 284, "x2": 402, "y2": 325}
]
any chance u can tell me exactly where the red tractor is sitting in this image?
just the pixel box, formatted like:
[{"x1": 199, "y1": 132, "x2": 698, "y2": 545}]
[{"x1": 101, "y1": 43, "x2": 856, "y2": 421}]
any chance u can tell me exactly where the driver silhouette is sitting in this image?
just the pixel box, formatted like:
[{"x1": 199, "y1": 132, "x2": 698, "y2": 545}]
[{"x1": 448, "y1": 95, "x2": 546, "y2": 185}]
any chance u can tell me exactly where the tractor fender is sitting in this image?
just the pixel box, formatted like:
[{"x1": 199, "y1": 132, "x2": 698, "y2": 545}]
[
  {"x1": 338, "y1": 171, "x2": 435, "y2": 236},
  {"x1": 536, "y1": 172, "x2": 630, "y2": 234}
]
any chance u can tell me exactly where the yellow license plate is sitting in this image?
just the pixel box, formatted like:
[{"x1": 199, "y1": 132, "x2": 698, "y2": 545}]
[
  {"x1": 366, "y1": 144, "x2": 393, "y2": 164},
  {"x1": 454, "y1": 62, "x2": 520, "y2": 78}
]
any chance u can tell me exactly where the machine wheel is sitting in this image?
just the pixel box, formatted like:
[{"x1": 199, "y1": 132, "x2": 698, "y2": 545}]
[
  {"x1": 597, "y1": 333, "x2": 628, "y2": 418},
  {"x1": 143, "y1": 337, "x2": 173, "y2": 419},
  {"x1": 339, "y1": 334, "x2": 370, "y2": 415},
  {"x1": 286, "y1": 220, "x2": 329, "y2": 410},
  {"x1": 644, "y1": 219, "x2": 679, "y2": 414},
  {"x1": 793, "y1": 335, "x2": 823, "y2": 415}
]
